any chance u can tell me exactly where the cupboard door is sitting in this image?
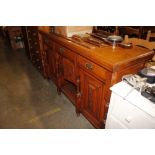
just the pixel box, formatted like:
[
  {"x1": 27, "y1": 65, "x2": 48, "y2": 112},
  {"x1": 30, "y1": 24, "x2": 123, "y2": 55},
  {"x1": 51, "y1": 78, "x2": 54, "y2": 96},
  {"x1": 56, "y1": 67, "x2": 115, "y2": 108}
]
[
  {"x1": 79, "y1": 69, "x2": 106, "y2": 128},
  {"x1": 44, "y1": 44, "x2": 57, "y2": 81}
]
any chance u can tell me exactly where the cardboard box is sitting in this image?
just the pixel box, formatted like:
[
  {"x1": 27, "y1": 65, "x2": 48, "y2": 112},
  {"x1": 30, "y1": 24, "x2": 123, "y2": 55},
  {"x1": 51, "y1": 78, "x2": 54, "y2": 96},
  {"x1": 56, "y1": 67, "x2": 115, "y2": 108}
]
[{"x1": 54, "y1": 26, "x2": 93, "y2": 37}]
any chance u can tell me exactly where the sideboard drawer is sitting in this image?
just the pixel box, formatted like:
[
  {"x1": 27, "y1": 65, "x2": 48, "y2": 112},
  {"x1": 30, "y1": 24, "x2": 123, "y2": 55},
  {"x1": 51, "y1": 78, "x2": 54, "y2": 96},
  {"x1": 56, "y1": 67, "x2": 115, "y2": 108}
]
[
  {"x1": 55, "y1": 44, "x2": 76, "y2": 63},
  {"x1": 77, "y1": 55, "x2": 108, "y2": 81}
]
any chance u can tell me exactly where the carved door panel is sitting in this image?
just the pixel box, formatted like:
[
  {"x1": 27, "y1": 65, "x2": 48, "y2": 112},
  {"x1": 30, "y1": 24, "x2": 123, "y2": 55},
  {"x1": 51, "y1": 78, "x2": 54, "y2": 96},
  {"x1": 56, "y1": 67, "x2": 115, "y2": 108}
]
[
  {"x1": 79, "y1": 69, "x2": 106, "y2": 128},
  {"x1": 42, "y1": 42, "x2": 57, "y2": 80}
]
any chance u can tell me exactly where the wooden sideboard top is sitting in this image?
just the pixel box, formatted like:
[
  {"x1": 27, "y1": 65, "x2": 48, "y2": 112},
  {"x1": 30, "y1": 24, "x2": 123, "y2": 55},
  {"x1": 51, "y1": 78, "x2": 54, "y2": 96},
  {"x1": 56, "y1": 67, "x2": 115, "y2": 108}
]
[{"x1": 39, "y1": 30, "x2": 155, "y2": 72}]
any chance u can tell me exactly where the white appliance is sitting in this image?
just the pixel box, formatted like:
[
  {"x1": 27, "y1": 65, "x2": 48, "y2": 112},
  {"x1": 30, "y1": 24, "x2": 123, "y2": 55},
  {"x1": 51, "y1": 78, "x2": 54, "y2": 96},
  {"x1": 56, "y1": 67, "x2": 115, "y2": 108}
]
[{"x1": 105, "y1": 81, "x2": 155, "y2": 129}]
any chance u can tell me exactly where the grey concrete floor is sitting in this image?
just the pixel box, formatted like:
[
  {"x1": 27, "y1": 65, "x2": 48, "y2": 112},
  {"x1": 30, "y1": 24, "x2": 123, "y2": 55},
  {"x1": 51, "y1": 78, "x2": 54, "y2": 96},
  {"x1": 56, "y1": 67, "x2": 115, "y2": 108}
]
[{"x1": 0, "y1": 37, "x2": 94, "y2": 129}]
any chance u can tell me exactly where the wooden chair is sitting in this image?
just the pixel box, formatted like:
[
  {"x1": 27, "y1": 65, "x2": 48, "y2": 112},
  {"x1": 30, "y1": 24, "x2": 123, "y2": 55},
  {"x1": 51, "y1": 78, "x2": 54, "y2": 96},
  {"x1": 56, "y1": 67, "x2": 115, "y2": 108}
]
[
  {"x1": 120, "y1": 26, "x2": 143, "y2": 38},
  {"x1": 125, "y1": 35, "x2": 155, "y2": 50},
  {"x1": 124, "y1": 34, "x2": 155, "y2": 67},
  {"x1": 94, "y1": 26, "x2": 119, "y2": 36},
  {"x1": 122, "y1": 28, "x2": 155, "y2": 67},
  {"x1": 146, "y1": 30, "x2": 155, "y2": 41}
]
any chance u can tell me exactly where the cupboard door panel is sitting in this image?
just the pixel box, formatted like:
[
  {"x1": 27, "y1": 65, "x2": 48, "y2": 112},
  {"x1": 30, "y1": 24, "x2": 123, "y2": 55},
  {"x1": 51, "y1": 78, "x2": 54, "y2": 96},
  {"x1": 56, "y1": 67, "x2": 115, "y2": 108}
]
[
  {"x1": 42, "y1": 41, "x2": 56, "y2": 80},
  {"x1": 80, "y1": 70, "x2": 106, "y2": 128}
]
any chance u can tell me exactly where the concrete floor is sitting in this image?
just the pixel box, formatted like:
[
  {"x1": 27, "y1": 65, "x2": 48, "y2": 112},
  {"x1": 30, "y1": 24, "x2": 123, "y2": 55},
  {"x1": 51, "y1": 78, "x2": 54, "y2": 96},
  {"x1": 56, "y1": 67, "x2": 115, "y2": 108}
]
[{"x1": 0, "y1": 37, "x2": 94, "y2": 129}]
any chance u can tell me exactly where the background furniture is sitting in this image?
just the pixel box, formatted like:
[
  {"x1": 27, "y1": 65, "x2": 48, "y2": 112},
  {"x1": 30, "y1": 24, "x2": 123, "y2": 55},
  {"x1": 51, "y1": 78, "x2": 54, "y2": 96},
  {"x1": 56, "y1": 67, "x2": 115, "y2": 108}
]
[
  {"x1": 127, "y1": 37, "x2": 155, "y2": 50},
  {"x1": 125, "y1": 37, "x2": 155, "y2": 67},
  {"x1": 2, "y1": 26, "x2": 24, "y2": 50},
  {"x1": 146, "y1": 30, "x2": 155, "y2": 41},
  {"x1": 96, "y1": 26, "x2": 155, "y2": 40},
  {"x1": 119, "y1": 26, "x2": 143, "y2": 38},
  {"x1": 95, "y1": 26, "x2": 118, "y2": 35},
  {"x1": 22, "y1": 26, "x2": 46, "y2": 77}
]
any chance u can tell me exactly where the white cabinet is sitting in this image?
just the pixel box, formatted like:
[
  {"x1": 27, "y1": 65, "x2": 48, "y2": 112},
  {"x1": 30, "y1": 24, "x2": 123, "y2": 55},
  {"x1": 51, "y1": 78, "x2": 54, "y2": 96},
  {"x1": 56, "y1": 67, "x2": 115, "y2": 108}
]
[{"x1": 106, "y1": 81, "x2": 155, "y2": 129}]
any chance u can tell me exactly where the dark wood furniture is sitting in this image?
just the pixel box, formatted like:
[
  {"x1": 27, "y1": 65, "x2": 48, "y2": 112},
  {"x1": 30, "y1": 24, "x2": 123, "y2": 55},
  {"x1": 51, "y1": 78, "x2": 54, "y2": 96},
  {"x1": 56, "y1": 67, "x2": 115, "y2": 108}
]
[
  {"x1": 3, "y1": 26, "x2": 24, "y2": 50},
  {"x1": 95, "y1": 26, "x2": 155, "y2": 40},
  {"x1": 146, "y1": 30, "x2": 155, "y2": 41},
  {"x1": 40, "y1": 32, "x2": 58, "y2": 80},
  {"x1": 118, "y1": 26, "x2": 143, "y2": 38},
  {"x1": 23, "y1": 28, "x2": 155, "y2": 128},
  {"x1": 22, "y1": 27, "x2": 31, "y2": 59},
  {"x1": 95, "y1": 26, "x2": 117, "y2": 35},
  {"x1": 118, "y1": 26, "x2": 155, "y2": 40},
  {"x1": 22, "y1": 26, "x2": 47, "y2": 77}
]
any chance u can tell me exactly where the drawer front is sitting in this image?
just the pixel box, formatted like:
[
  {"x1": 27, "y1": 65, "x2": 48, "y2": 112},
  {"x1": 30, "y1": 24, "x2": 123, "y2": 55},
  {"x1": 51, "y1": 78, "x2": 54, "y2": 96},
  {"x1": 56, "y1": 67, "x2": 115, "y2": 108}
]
[
  {"x1": 63, "y1": 48, "x2": 76, "y2": 63},
  {"x1": 77, "y1": 55, "x2": 108, "y2": 81},
  {"x1": 55, "y1": 44, "x2": 76, "y2": 62},
  {"x1": 111, "y1": 93, "x2": 155, "y2": 128}
]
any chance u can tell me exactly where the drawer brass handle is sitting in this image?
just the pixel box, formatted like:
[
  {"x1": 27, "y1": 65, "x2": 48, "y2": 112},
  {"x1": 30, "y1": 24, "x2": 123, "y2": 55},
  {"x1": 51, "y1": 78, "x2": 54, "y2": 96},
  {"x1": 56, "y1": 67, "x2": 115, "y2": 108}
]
[{"x1": 85, "y1": 63, "x2": 93, "y2": 70}]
